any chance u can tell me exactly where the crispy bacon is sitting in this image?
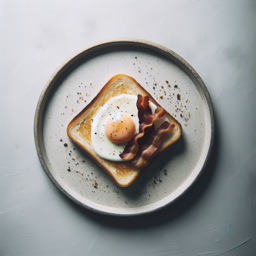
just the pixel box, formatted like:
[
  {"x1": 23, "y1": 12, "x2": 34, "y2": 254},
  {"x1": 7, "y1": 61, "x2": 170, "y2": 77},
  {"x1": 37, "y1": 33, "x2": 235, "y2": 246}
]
[
  {"x1": 130, "y1": 121, "x2": 175, "y2": 168},
  {"x1": 137, "y1": 95, "x2": 152, "y2": 124},
  {"x1": 137, "y1": 95, "x2": 154, "y2": 146},
  {"x1": 119, "y1": 107, "x2": 165, "y2": 161}
]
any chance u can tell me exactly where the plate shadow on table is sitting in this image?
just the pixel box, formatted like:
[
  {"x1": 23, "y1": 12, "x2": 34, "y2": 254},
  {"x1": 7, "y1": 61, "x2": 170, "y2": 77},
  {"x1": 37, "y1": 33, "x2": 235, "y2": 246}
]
[{"x1": 64, "y1": 109, "x2": 219, "y2": 229}]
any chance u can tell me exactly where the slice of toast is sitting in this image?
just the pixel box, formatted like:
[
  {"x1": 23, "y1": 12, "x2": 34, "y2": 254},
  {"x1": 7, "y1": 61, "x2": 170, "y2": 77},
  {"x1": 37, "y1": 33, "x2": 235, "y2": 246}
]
[{"x1": 67, "y1": 74, "x2": 182, "y2": 187}]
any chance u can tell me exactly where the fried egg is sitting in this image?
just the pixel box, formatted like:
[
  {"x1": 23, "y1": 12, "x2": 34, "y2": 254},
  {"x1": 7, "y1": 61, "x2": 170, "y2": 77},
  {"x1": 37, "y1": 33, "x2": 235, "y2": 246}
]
[{"x1": 91, "y1": 94, "x2": 166, "y2": 161}]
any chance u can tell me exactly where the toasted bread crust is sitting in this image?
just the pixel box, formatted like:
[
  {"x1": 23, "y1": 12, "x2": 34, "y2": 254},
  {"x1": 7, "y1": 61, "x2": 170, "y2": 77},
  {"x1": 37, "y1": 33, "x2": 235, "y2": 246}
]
[{"x1": 67, "y1": 74, "x2": 182, "y2": 187}]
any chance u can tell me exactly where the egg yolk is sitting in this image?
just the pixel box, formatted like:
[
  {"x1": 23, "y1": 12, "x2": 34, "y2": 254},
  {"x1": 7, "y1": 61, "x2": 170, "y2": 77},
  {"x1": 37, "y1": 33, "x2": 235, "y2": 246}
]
[{"x1": 105, "y1": 114, "x2": 135, "y2": 144}]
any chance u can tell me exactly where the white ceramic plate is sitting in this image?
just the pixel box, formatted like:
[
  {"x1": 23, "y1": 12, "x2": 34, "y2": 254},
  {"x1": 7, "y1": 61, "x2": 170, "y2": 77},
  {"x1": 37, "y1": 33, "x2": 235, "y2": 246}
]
[{"x1": 34, "y1": 38, "x2": 214, "y2": 216}]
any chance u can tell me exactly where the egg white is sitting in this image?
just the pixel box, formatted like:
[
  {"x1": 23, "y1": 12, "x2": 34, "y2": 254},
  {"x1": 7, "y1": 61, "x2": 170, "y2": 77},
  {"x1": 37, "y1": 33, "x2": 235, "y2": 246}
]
[{"x1": 91, "y1": 94, "x2": 167, "y2": 162}]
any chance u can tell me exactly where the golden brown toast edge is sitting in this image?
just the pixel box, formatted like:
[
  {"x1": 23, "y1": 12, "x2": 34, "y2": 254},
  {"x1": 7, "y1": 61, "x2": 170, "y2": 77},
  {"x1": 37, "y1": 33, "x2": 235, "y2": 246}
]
[{"x1": 67, "y1": 74, "x2": 182, "y2": 187}]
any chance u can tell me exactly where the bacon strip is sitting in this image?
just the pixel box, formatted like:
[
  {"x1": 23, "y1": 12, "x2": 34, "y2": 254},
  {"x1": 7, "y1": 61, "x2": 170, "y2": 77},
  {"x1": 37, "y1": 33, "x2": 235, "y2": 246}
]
[
  {"x1": 119, "y1": 107, "x2": 165, "y2": 161},
  {"x1": 137, "y1": 95, "x2": 152, "y2": 124},
  {"x1": 130, "y1": 121, "x2": 175, "y2": 168},
  {"x1": 137, "y1": 95, "x2": 154, "y2": 146}
]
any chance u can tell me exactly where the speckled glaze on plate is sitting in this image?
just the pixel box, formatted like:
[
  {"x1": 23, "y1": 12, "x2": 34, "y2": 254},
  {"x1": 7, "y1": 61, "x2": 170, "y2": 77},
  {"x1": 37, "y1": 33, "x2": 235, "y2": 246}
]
[{"x1": 34, "y1": 38, "x2": 214, "y2": 216}]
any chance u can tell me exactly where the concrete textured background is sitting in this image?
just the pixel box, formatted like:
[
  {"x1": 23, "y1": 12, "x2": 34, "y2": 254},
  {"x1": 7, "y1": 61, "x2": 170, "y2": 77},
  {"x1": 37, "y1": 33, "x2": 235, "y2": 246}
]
[{"x1": 1, "y1": 0, "x2": 256, "y2": 255}]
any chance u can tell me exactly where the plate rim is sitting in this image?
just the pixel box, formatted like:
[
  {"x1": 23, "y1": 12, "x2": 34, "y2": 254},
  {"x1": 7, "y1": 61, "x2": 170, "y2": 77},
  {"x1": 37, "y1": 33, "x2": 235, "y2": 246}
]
[{"x1": 34, "y1": 37, "x2": 214, "y2": 216}]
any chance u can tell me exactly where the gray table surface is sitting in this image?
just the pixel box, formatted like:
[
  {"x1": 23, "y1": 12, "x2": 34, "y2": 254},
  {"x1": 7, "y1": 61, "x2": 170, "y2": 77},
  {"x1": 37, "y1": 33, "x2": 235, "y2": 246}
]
[{"x1": 1, "y1": 0, "x2": 255, "y2": 255}]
